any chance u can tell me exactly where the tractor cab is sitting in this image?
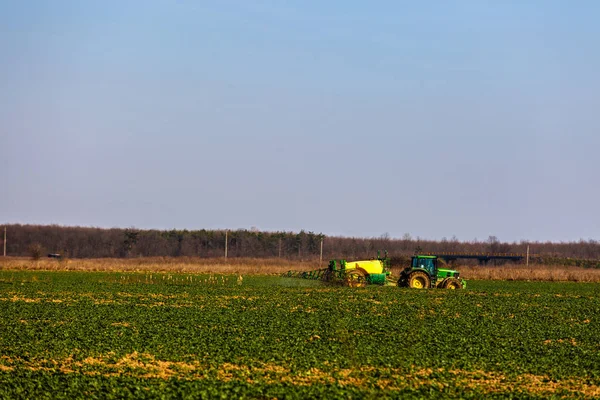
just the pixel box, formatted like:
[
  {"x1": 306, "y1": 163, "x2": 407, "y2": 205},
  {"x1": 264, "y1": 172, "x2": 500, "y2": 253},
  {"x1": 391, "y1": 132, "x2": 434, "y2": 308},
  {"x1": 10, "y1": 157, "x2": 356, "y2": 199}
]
[{"x1": 412, "y1": 255, "x2": 437, "y2": 277}]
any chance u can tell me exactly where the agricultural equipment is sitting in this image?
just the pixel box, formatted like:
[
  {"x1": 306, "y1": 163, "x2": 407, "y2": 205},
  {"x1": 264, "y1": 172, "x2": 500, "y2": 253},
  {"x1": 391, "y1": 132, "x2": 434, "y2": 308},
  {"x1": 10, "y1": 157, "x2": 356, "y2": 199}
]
[
  {"x1": 398, "y1": 255, "x2": 466, "y2": 289},
  {"x1": 326, "y1": 251, "x2": 392, "y2": 287},
  {"x1": 283, "y1": 252, "x2": 467, "y2": 289},
  {"x1": 283, "y1": 251, "x2": 392, "y2": 287}
]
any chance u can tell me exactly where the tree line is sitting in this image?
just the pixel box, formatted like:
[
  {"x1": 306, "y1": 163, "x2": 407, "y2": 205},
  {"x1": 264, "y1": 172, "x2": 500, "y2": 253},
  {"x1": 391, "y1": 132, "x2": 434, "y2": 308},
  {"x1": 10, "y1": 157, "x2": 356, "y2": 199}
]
[{"x1": 2, "y1": 224, "x2": 599, "y2": 261}]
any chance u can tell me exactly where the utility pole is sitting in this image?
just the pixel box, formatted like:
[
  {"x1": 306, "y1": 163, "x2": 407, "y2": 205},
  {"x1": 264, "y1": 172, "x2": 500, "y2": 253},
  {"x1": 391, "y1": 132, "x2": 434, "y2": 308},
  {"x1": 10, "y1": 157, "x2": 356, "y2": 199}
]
[
  {"x1": 319, "y1": 238, "x2": 324, "y2": 267},
  {"x1": 526, "y1": 245, "x2": 530, "y2": 267},
  {"x1": 225, "y1": 230, "x2": 228, "y2": 258},
  {"x1": 278, "y1": 238, "x2": 282, "y2": 258},
  {"x1": 3, "y1": 227, "x2": 6, "y2": 257}
]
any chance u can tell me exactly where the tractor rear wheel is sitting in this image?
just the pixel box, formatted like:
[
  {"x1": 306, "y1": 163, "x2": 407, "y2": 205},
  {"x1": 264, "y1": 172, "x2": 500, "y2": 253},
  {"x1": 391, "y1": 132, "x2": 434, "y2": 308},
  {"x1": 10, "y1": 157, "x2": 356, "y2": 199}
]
[
  {"x1": 443, "y1": 278, "x2": 462, "y2": 289},
  {"x1": 344, "y1": 269, "x2": 367, "y2": 287},
  {"x1": 408, "y1": 271, "x2": 430, "y2": 289}
]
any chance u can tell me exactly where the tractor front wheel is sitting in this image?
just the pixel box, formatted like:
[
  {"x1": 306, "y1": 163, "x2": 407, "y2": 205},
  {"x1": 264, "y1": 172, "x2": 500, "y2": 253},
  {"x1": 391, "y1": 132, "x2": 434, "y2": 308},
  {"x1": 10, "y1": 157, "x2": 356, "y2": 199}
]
[
  {"x1": 443, "y1": 278, "x2": 463, "y2": 289},
  {"x1": 344, "y1": 269, "x2": 367, "y2": 287},
  {"x1": 408, "y1": 271, "x2": 430, "y2": 289}
]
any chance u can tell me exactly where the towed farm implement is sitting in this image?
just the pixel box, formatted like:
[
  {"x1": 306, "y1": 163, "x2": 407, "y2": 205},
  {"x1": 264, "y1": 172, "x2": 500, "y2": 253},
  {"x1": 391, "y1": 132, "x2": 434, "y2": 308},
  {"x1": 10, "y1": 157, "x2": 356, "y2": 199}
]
[
  {"x1": 283, "y1": 252, "x2": 467, "y2": 289},
  {"x1": 283, "y1": 251, "x2": 391, "y2": 287}
]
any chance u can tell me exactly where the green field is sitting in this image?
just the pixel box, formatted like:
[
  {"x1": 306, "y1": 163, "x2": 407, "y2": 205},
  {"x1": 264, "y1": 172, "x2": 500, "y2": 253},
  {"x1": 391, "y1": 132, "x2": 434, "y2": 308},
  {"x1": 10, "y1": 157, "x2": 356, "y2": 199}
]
[{"x1": 0, "y1": 271, "x2": 598, "y2": 399}]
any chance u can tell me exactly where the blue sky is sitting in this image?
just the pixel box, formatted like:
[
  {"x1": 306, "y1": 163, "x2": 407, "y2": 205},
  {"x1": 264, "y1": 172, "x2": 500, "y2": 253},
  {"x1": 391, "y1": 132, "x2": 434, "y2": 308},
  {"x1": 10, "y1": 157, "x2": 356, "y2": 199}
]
[{"x1": 1, "y1": 1, "x2": 599, "y2": 242}]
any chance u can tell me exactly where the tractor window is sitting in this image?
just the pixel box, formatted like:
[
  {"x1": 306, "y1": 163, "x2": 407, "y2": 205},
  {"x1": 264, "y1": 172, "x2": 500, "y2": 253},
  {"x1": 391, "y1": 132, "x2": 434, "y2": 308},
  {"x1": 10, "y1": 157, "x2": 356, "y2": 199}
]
[{"x1": 414, "y1": 258, "x2": 436, "y2": 274}]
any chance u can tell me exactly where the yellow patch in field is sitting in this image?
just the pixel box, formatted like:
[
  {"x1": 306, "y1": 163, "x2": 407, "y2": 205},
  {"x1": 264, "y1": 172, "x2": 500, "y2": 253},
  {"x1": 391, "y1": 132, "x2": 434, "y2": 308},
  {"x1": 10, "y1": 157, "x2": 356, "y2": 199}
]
[
  {"x1": 0, "y1": 295, "x2": 42, "y2": 303},
  {"x1": 93, "y1": 299, "x2": 116, "y2": 305},
  {"x1": 543, "y1": 338, "x2": 578, "y2": 346},
  {"x1": 0, "y1": 354, "x2": 598, "y2": 397},
  {"x1": 290, "y1": 306, "x2": 316, "y2": 313}
]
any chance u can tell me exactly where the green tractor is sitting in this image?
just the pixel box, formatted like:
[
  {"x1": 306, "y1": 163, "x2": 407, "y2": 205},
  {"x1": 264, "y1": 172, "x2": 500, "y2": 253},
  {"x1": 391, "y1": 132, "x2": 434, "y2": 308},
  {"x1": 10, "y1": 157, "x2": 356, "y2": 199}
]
[{"x1": 398, "y1": 255, "x2": 466, "y2": 289}]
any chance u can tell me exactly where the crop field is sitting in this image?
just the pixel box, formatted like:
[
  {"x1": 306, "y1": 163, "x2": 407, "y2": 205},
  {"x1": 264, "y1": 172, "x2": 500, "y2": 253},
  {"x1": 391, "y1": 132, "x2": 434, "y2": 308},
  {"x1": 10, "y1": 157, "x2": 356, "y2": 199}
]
[{"x1": 0, "y1": 271, "x2": 599, "y2": 399}]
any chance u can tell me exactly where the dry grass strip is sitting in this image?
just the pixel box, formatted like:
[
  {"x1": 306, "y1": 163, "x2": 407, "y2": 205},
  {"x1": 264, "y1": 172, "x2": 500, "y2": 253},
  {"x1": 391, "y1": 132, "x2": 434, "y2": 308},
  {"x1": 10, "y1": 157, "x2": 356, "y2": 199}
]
[
  {"x1": 0, "y1": 257, "x2": 315, "y2": 275},
  {"x1": 2, "y1": 256, "x2": 600, "y2": 282}
]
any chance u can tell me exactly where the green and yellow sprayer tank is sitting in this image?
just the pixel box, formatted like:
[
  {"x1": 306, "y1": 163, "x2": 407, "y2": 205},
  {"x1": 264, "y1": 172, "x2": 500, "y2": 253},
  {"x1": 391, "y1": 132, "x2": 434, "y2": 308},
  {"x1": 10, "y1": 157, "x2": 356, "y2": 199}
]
[
  {"x1": 325, "y1": 251, "x2": 391, "y2": 287},
  {"x1": 284, "y1": 251, "x2": 466, "y2": 289}
]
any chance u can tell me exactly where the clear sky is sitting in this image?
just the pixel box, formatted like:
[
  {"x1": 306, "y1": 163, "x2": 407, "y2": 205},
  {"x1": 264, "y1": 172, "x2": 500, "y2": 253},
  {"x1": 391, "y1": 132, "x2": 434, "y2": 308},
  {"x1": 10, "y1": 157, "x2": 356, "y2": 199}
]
[{"x1": 1, "y1": 1, "x2": 599, "y2": 242}]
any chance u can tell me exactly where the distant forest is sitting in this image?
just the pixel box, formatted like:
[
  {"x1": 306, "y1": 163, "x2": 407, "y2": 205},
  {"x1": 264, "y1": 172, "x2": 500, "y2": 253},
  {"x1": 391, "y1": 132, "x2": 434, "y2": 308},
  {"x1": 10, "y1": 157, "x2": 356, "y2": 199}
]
[{"x1": 2, "y1": 224, "x2": 599, "y2": 264}]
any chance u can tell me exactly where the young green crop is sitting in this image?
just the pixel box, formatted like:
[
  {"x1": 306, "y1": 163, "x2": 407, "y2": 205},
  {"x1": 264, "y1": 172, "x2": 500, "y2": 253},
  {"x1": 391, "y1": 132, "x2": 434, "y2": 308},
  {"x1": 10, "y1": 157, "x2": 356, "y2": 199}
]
[{"x1": 0, "y1": 271, "x2": 598, "y2": 399}]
